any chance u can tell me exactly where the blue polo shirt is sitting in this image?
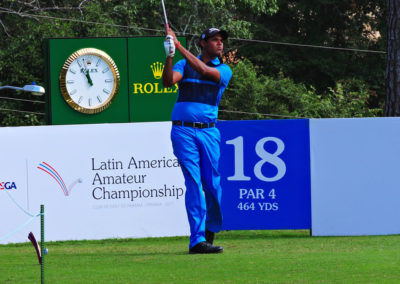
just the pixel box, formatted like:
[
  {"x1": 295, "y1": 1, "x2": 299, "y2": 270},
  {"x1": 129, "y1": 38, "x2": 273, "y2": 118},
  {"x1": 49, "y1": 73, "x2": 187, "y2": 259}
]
[{"x1": 171, "y1": 56, "x2": 232, "y2": 123}]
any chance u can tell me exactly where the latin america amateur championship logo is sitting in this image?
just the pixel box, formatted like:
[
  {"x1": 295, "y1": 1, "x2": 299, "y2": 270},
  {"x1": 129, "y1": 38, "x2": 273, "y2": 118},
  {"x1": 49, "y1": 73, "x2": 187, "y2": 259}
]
[{"x1": 37, "y1": 162, "x2": 82, "y2": 196}]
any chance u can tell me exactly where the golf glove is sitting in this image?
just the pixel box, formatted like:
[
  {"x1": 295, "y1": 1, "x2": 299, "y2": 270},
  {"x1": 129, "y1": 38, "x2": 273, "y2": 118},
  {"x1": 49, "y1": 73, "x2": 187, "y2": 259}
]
[{"x1": 164, "y1": 35, "x2": 175, "y2": 57}]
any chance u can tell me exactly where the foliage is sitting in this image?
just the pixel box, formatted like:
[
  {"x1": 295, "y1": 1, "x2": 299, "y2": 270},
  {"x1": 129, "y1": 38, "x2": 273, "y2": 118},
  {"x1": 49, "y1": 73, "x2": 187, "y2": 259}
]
[
  {"x1": 0, "y1": 0, "x2": 385, "y2": 126},
  {"x1": 326, "y1": 78, "x2": 382, "y2": 117},
  {"x1": 220, "y1": 59, "x2": 382, "y2": 120},
  {"x1": 238, "y1": 0, "x2": 386, "y2": 109},
  {"x1": 0, "y1": 0, "x2": 278, "y2": 125},
  {"x1": 219, "y1": 59, "x2": 268, "y2": 120}
]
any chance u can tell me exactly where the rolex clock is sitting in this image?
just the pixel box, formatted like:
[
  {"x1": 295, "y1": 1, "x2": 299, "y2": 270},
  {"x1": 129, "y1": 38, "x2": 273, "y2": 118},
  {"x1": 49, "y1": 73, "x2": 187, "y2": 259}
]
[{"x1": 59, "y1": 48, "x2": 120, "y2": 114}]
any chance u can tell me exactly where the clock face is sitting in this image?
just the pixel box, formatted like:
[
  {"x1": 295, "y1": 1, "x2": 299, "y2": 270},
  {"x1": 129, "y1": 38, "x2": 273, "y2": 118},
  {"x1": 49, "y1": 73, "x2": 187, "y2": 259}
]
[{"x1": 59, "y1": 48, "x2": 120, "y2": 114}]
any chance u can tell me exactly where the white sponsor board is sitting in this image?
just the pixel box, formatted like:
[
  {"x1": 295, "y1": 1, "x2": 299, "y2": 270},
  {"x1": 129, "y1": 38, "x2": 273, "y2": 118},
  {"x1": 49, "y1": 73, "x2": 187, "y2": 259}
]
[
  {"x1": 310, "y1": 117, "x2": 400, "y2": 236},
  {"x1": 0, "y1": 122, "x2": 188, "y2": 244}
]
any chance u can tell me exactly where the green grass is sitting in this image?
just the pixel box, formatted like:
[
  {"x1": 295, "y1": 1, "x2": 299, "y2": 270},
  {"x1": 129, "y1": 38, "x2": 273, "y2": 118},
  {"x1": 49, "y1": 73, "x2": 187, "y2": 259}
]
[{"x1": 1, "y1": 230, "x2": 400, "y2": 283}]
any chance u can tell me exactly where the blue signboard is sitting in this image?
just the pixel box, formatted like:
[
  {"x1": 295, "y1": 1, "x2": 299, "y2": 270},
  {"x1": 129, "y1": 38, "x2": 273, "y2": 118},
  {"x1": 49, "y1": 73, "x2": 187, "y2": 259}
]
[{"x1": 217, "y1": 120, "x2": 311, "y2": 230}]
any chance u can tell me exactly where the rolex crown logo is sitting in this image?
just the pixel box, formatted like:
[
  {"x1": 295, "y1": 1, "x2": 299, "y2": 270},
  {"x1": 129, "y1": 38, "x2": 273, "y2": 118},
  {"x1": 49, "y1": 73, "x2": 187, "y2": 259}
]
[{"x1": 151, "y1": 62, "x2": 164, "y2": 79}]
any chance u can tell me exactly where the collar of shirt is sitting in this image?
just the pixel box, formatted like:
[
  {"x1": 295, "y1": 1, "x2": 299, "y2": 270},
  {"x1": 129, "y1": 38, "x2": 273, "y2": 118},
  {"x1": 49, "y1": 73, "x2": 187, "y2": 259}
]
[{"x1": 198, "y1": 55, "x2": 221, "y2": 66}]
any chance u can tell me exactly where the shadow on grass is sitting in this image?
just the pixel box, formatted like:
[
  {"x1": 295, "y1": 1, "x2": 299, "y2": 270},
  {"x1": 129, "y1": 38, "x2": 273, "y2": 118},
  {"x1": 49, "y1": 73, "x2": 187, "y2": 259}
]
[
  {"x1": 48, "y1": 249, "x2": 191, "y2": 258},
  {"x1": 1, "y1": 230, "x2": 311, "y2": 249},
  {"x1": 218, "y1": 230, "x2": 311, "y2": 241}
]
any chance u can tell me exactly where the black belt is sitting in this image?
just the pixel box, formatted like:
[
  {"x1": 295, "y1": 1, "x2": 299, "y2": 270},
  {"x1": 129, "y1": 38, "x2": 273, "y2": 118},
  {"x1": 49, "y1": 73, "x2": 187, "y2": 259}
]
[{"x1": 172, "y1": 120, "x2": 215, "y2": 129}]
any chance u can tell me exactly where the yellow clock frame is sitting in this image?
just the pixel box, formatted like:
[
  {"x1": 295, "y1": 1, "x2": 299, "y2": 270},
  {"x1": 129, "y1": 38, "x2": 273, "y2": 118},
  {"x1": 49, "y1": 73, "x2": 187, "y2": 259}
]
[{"x1": 59, "y1": 48, "x2": 120, "y2": 114}]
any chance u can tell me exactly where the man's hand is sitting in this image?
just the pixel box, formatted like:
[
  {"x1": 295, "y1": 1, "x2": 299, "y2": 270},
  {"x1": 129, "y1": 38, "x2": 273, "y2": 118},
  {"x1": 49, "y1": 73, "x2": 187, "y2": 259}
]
[{"x1": 164, "y1": 35, "x2": 175, "y2": 57}]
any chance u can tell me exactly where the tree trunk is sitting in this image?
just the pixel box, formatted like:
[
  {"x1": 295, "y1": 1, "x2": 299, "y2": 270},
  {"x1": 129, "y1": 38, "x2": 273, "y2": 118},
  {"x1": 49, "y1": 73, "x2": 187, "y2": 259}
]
[{"x1": 385, "y1": 0, "x2": 400, "y2": 116}]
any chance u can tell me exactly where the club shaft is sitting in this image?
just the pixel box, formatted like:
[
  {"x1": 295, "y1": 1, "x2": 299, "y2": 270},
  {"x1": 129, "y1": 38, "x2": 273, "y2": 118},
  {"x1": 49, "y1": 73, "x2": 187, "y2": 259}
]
[{"x1": 161, "y1": 0, "x2": 169, "y2": 31}]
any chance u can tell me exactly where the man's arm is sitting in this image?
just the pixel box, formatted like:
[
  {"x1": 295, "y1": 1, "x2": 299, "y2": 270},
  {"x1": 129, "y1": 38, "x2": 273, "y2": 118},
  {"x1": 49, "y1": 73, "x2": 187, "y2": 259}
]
[
  {"x1": 167, "y1": 28, "x2": 221, "y2": 83},
  {"x1": 162, "y1": 56, "x2": 182, "y2": 88}
]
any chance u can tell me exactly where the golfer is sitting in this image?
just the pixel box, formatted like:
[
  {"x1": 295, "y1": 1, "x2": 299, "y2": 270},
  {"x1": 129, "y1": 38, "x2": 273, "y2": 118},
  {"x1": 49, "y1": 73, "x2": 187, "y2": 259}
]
[{"x1": 162, "y1": 27, "x2": 232, "y2": 254}]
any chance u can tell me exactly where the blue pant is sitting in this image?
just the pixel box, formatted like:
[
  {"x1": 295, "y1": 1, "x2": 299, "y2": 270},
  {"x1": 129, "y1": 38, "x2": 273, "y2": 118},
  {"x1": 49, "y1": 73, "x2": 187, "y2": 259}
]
[{"x1": 171, "y1": 125, "x2": 223, "y2": 248}]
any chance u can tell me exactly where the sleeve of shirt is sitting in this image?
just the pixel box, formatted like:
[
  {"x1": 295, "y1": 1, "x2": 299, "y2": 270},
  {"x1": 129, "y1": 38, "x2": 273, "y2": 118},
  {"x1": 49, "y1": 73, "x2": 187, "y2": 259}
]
[
  {"x1": 216, "y1": 64, "x2": 233, "y2": 88},
  {"x1": 172, "y1": 59, "x2": 186, "y2": 76}
]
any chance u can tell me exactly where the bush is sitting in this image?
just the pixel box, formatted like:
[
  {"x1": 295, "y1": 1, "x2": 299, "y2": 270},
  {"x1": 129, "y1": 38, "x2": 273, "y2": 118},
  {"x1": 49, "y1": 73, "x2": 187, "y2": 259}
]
[{"x1": 219, "y1": 59, "x2": 381, "y2": 120}]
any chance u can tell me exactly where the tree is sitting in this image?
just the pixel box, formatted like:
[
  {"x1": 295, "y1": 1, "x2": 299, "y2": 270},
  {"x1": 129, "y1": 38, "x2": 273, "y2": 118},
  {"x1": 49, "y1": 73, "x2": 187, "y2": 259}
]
[
  {"x1": 385, "y1": 0, "x2": 400, "y2": 116},
  {"x1": 0, "y1": 0, "x2": 384, "y2": 125},
  {"x1": 0, "y1": 0, "x2": 279, "y2": 125},
  {"x1": 238, "y1": 0, "x2": 386, "y2": 109},
  {"x1": 219, "y1": 58, "x2": 381, "y2": 119}
]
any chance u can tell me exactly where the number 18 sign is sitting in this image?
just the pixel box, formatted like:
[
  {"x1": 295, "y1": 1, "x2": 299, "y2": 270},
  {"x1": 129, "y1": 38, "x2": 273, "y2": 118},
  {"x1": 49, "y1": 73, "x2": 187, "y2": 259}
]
[{"x1": 217, "y1": 120, "x2": 311, "y2": 230}]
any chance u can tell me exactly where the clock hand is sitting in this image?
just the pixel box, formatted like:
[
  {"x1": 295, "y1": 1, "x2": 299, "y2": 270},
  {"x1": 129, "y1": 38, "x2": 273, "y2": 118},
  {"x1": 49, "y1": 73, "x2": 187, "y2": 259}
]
[
  {"x1": 85, "y1": 70, "x2": 93, "y2": 86},
  {"x1": 82, "y1": 58, "x2": 93, "y2": 86}
]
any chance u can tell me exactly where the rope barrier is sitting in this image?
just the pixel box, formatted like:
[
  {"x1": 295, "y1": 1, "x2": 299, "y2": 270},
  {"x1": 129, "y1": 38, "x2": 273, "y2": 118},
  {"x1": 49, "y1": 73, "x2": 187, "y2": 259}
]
[
  {"x1": 0, "y1": 107, "x2": 46, "y2": 115},
  {"x1": 0, "y1": 96, "x2": 45, "y2": 104},
  {"x1": 0, "y1": 190, "x2": 42, "y2": 242},
  {"x1": 0, "y1": 7, "x2": 385, "y2": 54},
  {"x1": 219, "y1": 109, "x2": 306, "y2": 119},
  {"x1": 4, "y1": 189, "x2": 38, "y2": 217},
  {"x1": 0, "y1": 215, "x2": 39, "y2": 242}
]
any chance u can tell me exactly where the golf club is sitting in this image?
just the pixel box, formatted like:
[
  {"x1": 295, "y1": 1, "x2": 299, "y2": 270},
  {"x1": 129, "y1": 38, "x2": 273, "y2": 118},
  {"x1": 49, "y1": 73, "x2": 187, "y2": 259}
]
[{"x1": 161, "y1": 0, "x2": 169, "y2": 32}]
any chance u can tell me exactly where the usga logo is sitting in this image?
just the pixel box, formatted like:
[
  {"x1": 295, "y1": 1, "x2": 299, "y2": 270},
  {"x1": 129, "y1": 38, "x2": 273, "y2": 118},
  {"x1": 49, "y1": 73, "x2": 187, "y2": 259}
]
[
  {"x1": 132, "y1": 61, "x2": 178, "y2": 94},
  {"x1": 0, "y1": 181, "x2": 17, "y2": 190}
]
